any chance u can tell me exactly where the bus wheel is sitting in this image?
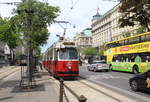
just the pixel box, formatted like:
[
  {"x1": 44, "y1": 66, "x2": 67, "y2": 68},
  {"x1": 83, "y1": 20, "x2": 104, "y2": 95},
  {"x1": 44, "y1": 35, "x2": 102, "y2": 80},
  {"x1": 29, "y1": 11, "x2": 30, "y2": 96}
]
[{"x1": 133, "y1": 65, "x2": 139, "y2": 74}]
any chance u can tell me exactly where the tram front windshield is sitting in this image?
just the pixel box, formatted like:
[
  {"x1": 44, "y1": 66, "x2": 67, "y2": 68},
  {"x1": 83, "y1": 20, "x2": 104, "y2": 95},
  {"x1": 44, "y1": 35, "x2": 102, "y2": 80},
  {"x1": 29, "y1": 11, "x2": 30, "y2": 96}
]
[{"x1": 59, "y1": 48, "x2": 78, "y2": 60}]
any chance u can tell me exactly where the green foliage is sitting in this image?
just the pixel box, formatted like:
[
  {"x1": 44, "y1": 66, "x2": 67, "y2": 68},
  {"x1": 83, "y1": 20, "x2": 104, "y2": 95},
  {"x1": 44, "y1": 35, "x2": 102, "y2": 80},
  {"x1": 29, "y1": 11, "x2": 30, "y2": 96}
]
[
  {"x1": 0, "y1": 18, "x2": 20, "y2": 50},
  {"x1": 119, "y1": 0, "x2": 150, "y2": 31},
  {"x1": 99, "y1": 43, "x2": 107, "y2": 56},
  {"x1": 122, "y1": 31, "x2": 131, "y2": 38},
  {"x1": 12, "y1": 0, "x2": 60, "y2": 49},
  {"x1": 81, "y1": 48, "x2": 97, "y2": 55},
  {"x1": 136, "y1": 26, "x2": 146, "y2": 34}
]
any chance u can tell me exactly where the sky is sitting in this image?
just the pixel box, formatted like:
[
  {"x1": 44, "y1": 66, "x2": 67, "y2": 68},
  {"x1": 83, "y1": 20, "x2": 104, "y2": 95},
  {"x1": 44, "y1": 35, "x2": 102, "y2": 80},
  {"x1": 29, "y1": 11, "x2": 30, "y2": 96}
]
[{"x1": 0, "y1": 0, "x2": 118, "y2": 52}]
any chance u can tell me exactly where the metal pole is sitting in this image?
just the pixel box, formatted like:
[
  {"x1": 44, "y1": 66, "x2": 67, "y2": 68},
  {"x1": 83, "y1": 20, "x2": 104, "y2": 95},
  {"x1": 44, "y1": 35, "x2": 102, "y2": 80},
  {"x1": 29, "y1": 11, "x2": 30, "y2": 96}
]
[
  {"x1": 78, "y1": 95, "x2": 87, "y2": 102},
  {"x1": 63, "y1": 83, "x2": 87, "y2": 102},
  {"x1": 59, "y1": 78, "x2": 64, "y2": 102}
]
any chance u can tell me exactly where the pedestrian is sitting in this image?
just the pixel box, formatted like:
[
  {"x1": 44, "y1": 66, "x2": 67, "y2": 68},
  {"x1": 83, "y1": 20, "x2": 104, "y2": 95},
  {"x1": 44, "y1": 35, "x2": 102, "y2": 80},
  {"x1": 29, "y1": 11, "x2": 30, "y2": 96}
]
[
  {"x1": 79, "y1": 59, "x2": 82, "y2": 66},
  {"x1": 39, "y1": 61, "x2": 43, "y2": 71}
]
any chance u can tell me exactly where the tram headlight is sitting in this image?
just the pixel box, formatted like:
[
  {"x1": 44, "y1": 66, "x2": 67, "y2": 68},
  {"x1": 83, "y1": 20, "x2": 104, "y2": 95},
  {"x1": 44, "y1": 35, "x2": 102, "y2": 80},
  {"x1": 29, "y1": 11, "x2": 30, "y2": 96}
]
[{"x1": 68, "y1": 66, "x2": 71, "y2": 69}]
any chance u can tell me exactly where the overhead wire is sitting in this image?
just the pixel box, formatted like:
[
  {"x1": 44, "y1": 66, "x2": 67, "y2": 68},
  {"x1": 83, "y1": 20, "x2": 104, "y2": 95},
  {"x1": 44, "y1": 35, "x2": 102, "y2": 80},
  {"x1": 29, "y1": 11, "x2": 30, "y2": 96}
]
[{"x1": 64, "y1": 0, "x2": 80, "y2": 19}]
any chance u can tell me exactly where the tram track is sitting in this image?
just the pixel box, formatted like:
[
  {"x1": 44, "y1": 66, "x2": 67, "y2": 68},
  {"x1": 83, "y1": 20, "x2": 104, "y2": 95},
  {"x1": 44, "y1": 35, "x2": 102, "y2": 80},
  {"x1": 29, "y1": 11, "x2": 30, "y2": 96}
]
[
  {"x1": 79, "y1": 75, "x2": 150, "y2": 102},
  {"x1": 0, "y1": 66, "x2": 20, "y2": 80},
  {"x1": 54, "y1": 77, "x2": 139, "y2": 102}
]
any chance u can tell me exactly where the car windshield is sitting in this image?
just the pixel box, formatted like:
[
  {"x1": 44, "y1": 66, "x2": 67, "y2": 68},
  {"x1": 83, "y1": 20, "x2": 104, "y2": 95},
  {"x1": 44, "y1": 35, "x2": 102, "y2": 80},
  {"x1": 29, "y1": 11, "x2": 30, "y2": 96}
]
[{"x1": 59, "y1": 48, "x2": 78, "y2": 59}]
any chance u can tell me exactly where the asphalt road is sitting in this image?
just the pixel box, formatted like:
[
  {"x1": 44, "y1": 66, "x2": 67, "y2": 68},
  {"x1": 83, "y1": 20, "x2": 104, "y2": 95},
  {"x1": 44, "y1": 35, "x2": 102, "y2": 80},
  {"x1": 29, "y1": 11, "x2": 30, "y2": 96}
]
[{"x1": 79, "y1": 65, "x2": 150, "y2": 102}]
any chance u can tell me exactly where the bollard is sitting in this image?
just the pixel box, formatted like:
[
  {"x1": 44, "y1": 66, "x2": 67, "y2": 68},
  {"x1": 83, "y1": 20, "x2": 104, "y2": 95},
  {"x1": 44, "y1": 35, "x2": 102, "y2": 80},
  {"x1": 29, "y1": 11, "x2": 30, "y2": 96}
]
[
  {"x1": 78, "y1": 95, "x2": 87, "y2": 102},
  {"x1": 59, "y1": 78, "x2": 64, "y2": 102}
]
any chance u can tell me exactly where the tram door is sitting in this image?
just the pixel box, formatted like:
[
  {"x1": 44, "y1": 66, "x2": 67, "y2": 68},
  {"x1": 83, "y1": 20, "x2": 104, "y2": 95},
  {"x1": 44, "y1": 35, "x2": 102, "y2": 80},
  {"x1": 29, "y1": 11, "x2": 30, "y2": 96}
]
[{"x1": 54, "y1": 48, "x2": 58, "y2": 76}]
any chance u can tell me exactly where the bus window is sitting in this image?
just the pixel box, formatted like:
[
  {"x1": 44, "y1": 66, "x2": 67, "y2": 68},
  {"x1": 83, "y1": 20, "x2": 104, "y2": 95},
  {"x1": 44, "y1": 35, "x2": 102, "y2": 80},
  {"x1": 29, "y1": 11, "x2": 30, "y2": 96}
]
[
  {"x1": 120, "y1": 40, "x2": 124, "y2": 46},
  {"x1": 128, "y1": 37, "x2": 140, "y2": 45},
  {"x1": 131, "y1": 56, "x2": 135, "y2": 62},
  {"x1": 146, "y1": 56, "x2": 150, "y2": 62},
  {"x1": 140, "y1": 53, "x2": 146, "y2": 62},
  {"x1": 117, "y1": 55, "x2": 122, "y2": 62},
  {"x1": 148, "y1": 35, "x2": 150, "y2": 41},
  {"x1": 121, "y1": 57, "x2": 124, "y2": 62},
  {"x1": 112, "y1": 55, "x2": 117, "y2": 62},
  {"x1": 140, "y1": 35, "x2": 146, "y2": 42},
  {"x1": 145, "y1": 34, "x2": 150, "y2": 41},
  {"x1": 106, "y1": 44, "x2": 112, "y2": 49}
]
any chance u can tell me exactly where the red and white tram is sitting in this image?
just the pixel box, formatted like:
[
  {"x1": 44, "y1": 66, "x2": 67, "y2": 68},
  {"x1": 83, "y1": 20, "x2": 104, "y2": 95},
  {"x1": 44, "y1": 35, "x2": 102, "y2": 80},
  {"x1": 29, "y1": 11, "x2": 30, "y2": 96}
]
[{"x1": 42, "y1": 37, "x2": 79, "y2": 79}]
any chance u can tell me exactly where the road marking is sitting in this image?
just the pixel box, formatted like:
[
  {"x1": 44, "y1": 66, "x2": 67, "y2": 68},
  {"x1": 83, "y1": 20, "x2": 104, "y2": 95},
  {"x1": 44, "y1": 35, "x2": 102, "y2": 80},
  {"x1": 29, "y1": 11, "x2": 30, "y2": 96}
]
[
  {"x1": 87, "y1": 74, "x2": 120, "y2": 80},
  {"x1": 91, "y1": 79, "x2": 150, "y2": 102}
]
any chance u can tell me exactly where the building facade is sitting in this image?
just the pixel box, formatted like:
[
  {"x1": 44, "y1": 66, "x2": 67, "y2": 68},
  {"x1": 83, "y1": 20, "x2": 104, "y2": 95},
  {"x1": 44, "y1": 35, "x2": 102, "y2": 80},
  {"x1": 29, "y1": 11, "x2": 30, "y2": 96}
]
[
  {"x1": 91, "y1": 3, "x2": 140, "y2": 48},
  {"x1": 74, "y1": 28, "x2": 92, "y2": 48},
  {"x1": 111, "y1": 4, "x2": 139, "y2": 40},
  {"x1": 91, "y1": 12, "x2": 112, "y2": 48}
]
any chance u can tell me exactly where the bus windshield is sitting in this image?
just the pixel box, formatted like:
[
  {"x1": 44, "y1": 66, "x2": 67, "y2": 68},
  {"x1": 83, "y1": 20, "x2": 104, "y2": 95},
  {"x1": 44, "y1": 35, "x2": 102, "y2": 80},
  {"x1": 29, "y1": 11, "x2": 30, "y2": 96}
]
[{"x1": 59, "y1": 48, "x2": 78, "y2": 60}]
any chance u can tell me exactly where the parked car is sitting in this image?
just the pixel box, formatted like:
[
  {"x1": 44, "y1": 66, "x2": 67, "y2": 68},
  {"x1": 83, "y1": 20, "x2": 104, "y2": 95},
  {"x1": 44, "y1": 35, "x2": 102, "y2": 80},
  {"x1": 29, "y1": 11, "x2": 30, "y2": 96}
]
[
  {"x1": 87, "y1": 60, "x2": 109, "y2": 72},
  {"x1": 129, "y1": 70, "x2": 150, "y2": 92}
]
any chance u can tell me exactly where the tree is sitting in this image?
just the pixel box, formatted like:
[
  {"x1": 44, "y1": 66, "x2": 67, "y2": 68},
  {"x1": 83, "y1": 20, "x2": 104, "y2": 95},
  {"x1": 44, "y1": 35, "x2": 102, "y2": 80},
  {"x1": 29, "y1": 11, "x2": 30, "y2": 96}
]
[
  {"x1": 12, "y1": 0, "x2": 60, "y2": 48},
  {"x1": 10, "y1": 0, "x2": 60, "y2": 84},
  {"x1": 136, "y1": 26, "x2": 146, "y2": 34},
  {"x1": 122, "y1": 31, "x2": 131, "y2": 38},
  {"x1": 119, "y1": 0, "x2": 150, "y2": 31},
  {"x1": 81, "y1": 48, "x2": 97, "y2": 56},
  {"x1": 12, "y1": 0, "x2": 59, "y2": 61},
  {"x1": 99, "y1": 43, "x2": 107, "y2": 56},
  {"x1": 0, "y1": 18, "x2": 21, "y2": 65}
]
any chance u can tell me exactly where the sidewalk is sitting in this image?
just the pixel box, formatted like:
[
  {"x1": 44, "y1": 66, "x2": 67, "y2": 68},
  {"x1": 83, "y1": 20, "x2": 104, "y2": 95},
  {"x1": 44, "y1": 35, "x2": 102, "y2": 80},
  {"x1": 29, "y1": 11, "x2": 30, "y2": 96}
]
[
  {"x1": 0, "y1": 65, "x2": 16, "y2": 74},
  {"x1": 0, "y1": 68, "x2": 59, "y2": 102}
]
